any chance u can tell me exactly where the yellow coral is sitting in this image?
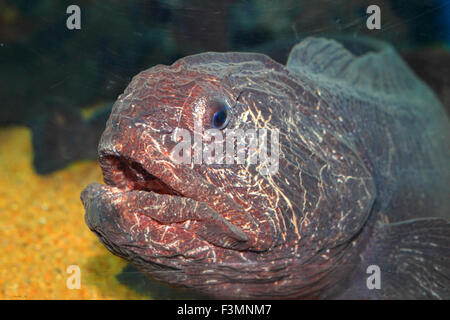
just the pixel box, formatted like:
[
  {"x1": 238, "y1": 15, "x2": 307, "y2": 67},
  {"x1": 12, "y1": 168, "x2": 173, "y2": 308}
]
[{"x1": 0, "y1": 127, "x2": 146, "y2": 299}]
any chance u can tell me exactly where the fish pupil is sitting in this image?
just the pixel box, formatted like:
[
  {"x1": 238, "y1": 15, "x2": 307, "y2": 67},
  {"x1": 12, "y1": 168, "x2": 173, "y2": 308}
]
[{"x1": 212, "y1": 105, "x2": 230, "y2": 129}]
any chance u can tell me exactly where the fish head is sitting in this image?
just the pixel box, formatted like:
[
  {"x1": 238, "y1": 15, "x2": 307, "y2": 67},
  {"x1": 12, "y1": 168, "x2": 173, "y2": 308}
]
[{"x1": 81, "y1": 52, "x2": 375, "y2": 298}]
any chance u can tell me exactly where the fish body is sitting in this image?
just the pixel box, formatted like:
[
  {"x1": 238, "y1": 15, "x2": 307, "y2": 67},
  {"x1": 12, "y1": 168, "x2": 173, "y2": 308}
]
[
  {"x1": 81, "y1": 36, "x2": 450, "y2": 299},
  {"x1": 30, "y1": 99, "x2": 113, "y2": 174}
]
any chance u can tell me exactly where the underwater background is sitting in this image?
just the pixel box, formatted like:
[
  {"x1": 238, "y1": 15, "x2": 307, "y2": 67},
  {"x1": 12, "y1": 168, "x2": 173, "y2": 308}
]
[{"x1": 0, "y1": 0, "x2": 449, "y2": 299}]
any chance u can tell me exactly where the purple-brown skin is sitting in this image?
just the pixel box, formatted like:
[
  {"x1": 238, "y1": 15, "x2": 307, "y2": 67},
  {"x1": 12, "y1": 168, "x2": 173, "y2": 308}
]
[{"x1": 81, "y1": 37, "x2": 450, "y2": 299}]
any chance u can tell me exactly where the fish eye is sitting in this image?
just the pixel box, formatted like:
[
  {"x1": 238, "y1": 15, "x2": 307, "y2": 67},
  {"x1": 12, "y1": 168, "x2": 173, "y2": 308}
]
[{"x1": 211, "y1": 103, "x2": 230, "y2": 130}]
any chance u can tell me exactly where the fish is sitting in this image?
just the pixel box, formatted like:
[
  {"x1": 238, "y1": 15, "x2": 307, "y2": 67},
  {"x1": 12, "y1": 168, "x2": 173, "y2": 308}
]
[
  {"x1": 81, "y1": 36, "x2": 450, "y2": 299},
  {"x1": 30, "y1": 99, "x2": 113, "y2": 174},
  {"x1": 402, "y1": 47, "x2": 450, "y2": 115}
]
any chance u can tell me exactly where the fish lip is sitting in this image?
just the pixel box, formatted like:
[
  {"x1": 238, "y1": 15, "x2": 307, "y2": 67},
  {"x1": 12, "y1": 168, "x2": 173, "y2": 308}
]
[
  {"x1": 80, "y1": 149, "x2": 195, "y2": 237},
  {"x1": 81, "y1": 183, "x2": 194, "y2": 262},
  {"x1": 81, "y1": 150, "x2": 252, "y2": 251},
  {"x1": 84, "y1": 148, "x2": 273, "y2": 252},
  {"x1": 97, "y1": 151, "x2": 185, "y2": 198}
]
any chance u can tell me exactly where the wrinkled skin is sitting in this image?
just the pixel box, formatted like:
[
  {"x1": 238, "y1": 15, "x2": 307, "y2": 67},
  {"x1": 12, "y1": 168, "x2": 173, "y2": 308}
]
[{"x1": 81, "y1": 39, "x2": 449, "y2": 298}]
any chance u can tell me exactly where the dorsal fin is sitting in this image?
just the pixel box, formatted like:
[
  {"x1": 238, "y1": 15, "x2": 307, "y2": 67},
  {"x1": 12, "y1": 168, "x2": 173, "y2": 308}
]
[{"x1": 286, "y1": 36, "x2": 438, "y2": 106}]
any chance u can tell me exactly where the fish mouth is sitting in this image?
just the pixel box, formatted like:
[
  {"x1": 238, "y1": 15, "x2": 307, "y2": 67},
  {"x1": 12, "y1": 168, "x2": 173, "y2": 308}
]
[
  {"x1": 99, "y1": 155, "x2": 183, "y2": 197},
  {"x1": 81, "y1": 152, "x2": 253, "y2": 258}
]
